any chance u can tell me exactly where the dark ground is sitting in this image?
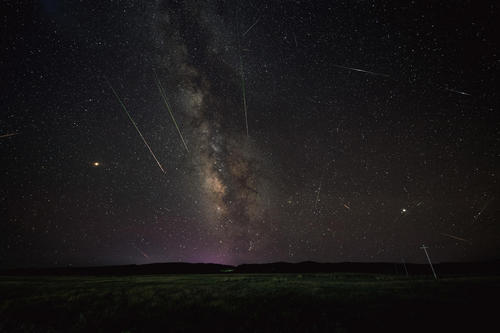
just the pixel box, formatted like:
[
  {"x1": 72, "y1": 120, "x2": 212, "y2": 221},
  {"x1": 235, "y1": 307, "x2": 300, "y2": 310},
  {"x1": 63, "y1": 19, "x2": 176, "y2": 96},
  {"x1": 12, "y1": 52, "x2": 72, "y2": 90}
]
[{"x1": 1, "y1": 273, "x2": 499, "y2": 332}]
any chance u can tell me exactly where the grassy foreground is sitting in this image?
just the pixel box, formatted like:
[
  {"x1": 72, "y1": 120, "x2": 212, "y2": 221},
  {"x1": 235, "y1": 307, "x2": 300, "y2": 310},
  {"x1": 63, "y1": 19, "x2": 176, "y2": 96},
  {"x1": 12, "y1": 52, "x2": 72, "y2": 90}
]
[{"x1": 1, "y1": 274, "x2": 498, "y2": 332}]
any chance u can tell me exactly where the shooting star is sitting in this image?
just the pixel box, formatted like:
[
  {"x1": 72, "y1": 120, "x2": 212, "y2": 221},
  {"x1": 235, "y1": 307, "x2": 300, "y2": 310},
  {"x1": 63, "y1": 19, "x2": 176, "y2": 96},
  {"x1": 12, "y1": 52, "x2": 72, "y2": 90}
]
[
  {"x1": 133, "y1": 244, "x2": 151, "y2": 260},
  {"x1": 333, "y1": 64, "x2": 390, "y2": 77},
  {"x1": 444, "y1": 87, "x2": 471, "y2": 96},
  {"x1": 474, "y1": 197, "x2": 494, "y2": 222},
  {"x1": 239, "y1": 54, "x2": 249, "y2": 137},
  {"x1": 153, "y1": 69, "x2": 189, "y2": 153},
  {"x1": 314, "y1": 161, "x2": 333, "y2": 212},
  {"x1": 106, "y1": 79, "x2": 166, "y2": 174},
  {"x1": 0, "y1": 133, "x2": 18, "y2": 139},
  {"x1": 314, "y1": 180, "x2": 322, "y2": 212},
  {"x1": 441, "y1": 233, "x2": 472, "y2": 244},
  {"x1": 242, "y1": 17, "x2": 260, "y2": 37}
]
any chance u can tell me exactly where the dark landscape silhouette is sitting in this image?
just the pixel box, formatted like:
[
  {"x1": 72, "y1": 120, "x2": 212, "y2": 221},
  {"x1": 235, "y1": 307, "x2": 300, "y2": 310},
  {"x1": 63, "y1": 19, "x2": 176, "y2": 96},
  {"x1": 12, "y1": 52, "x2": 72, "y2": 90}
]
[{"x1": 2, "y1": 260, "x2": 499, "y2": 276}]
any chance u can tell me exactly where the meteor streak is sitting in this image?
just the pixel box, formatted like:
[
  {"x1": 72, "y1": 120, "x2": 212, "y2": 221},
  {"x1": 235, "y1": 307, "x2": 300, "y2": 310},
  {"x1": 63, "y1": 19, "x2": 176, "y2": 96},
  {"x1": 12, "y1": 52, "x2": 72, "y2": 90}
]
[
  {"x1": 444, "y1": 87, "x2": 471, "y2": 96},
  {"x1": 441, "y1": 233, "x2": 472, "y2": 244},
  {"x1": 314, "y1": 180, "x2": 322, "y2": 211},
  {"x1": 314, "y1": 162, "x2": 332, "y2": 212},
  {"x1": 474, "y1": 197, "x2": 494, "y2": 222},
  {"x1": 239, "y1": 54, "x2": 249, "y2": 137},
  {"x1": 106, "y1": 79, "x2": 166, "y2": 174},
  {"x1": 133, "y1": 244, "x2": 151, "y2": 259},
  {"x1": 0, "y1": 133, "x2": 18, "y2": 139},
  {"x1": 236, "y1": 16, "x2": 249, "y2": 137},
  {"x1": 333, "y1": 64, "x2": 389, "y2": 77},
  {"x1": 242, "y1": 17, "x2": 260, "y2": 36},
  {"x1": 153, "y1": 69, "x2": 189, "y2": 153}
]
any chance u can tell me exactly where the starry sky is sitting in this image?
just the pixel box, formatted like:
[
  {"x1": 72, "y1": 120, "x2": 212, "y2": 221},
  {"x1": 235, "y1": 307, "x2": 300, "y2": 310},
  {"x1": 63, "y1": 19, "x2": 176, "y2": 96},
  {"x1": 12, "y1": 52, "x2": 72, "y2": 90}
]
[{"x1": 1, "y1": 0, "x2": 499, "y2": 268}]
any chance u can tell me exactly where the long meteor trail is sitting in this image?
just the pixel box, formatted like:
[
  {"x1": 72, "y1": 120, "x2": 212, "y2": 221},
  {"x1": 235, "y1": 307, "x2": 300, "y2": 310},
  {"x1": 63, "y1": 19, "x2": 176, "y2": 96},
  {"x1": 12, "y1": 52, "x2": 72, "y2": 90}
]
[
  {"x1": 153, "y1": 69, "x2": 189, "y2": 153},
  {"x1": 0, "y1": 133, "x2": 18, "y2": 139},
  {"x1": 239, "y1": 54, "x2": 249, "y2": 137},
  {"x1": 440, "y1": 233, "x2": 472, "y2": 244},
  {"x1": 106, "y1": 79, "x2": 166, "y2": 174},
  {"x1": 236, "y1": 15, "x2": 249, "y2": 137},
  {"x1": 333, "y1": 64, "x2": 390, "y2": 77}
]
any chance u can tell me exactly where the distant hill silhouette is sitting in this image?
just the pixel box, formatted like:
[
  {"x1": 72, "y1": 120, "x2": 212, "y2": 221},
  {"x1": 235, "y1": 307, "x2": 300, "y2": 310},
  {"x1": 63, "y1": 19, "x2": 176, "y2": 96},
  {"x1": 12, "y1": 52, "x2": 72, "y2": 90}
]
[
  {"x1": 0, "y1": 263, "x2": 231, "y2": 276},
  {"x1": 1, "y1": 261, "x2": 499, "y2": 276}
]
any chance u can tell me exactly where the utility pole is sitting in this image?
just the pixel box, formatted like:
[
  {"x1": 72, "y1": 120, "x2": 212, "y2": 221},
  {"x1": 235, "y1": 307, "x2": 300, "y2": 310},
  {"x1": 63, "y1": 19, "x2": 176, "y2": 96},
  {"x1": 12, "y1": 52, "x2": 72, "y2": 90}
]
[{"x1": 420, "y1": 244, "x2": 438, "y2": 280}]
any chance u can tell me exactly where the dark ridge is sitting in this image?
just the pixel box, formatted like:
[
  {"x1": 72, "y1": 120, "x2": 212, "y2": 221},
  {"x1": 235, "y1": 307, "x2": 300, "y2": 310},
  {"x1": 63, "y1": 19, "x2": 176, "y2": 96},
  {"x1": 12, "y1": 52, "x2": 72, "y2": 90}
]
[
  {"x1": 0, "y1": 263, "x2": 233, "y2": 276},
  {"x1": 1, "y1": 261, "x2": 499, "y2": 276}
]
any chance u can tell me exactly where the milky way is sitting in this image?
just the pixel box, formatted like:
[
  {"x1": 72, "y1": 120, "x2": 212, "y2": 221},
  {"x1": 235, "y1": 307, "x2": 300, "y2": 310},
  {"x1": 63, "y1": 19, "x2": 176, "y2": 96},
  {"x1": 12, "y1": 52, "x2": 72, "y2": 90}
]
[{"x1": 151, "y1": 1, "x2": 273, "y2": 262}]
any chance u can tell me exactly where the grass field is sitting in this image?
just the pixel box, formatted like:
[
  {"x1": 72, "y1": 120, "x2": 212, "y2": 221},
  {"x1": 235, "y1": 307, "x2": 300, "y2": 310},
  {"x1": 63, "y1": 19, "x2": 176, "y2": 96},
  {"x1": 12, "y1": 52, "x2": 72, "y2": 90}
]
[{"x1": 1, "y1": 274, "x2": 499, "y2": 332}]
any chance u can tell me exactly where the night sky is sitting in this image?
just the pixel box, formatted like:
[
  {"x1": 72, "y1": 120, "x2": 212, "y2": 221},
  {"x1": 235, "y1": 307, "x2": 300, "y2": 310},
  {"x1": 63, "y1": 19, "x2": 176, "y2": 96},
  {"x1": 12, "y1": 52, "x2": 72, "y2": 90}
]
[{"x1": 1, "y1": 0, "x2": 499, "y2": 268}]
